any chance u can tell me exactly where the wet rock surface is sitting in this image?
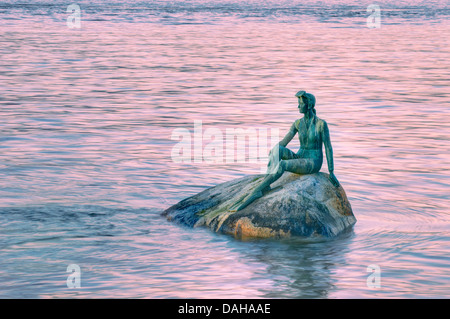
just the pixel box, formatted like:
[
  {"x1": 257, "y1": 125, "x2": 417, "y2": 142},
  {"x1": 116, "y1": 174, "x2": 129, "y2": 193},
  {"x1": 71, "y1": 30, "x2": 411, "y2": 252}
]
[{"x1": 162, "y1": 172, "x2": 356, "y2": 239}]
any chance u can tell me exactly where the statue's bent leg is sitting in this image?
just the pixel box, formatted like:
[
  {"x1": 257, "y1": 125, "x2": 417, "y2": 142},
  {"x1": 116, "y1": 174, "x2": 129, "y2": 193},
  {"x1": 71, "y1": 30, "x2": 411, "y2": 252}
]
[
  {"x1": 267, "y1": 145, "x2": 299, "y2": 174},
  {"x1": 283, "y1": 157, "x2": 319, "y2": 175},
  {"x1": 260, "y1": 157, "x2": 316, "y2": 193}
]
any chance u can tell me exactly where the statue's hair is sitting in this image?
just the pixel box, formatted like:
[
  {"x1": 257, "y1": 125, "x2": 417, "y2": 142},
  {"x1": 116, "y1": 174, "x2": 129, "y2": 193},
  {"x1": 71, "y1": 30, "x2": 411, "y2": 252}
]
[{"x1": 303, "y1": 93, "x2": 316, "y2": 114}]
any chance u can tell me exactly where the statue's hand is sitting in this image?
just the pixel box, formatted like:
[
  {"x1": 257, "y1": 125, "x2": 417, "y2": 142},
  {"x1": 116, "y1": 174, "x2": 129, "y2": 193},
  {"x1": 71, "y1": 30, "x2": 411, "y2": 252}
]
[
  {"x1": 268, "y1": 143, "x2": 279, "y2": 156},
  {"x1": 329, "y1": 172, "x2": 340, "y2": 187}
]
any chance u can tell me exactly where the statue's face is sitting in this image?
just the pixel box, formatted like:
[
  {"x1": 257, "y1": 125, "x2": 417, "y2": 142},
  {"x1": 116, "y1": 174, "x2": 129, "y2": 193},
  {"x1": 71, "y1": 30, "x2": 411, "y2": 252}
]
[{"x1": 298, "y1": 96, "x2": 307, "y2": 113}]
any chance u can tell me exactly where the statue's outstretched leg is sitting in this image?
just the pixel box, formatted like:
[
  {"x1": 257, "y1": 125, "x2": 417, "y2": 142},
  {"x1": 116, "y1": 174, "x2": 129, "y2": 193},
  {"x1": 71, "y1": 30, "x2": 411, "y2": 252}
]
[
  {"x1": 231, "y1": 145, "x2": 297, "y2": 211},
  {"x1": 231, "y1": 156, "x2": 318, "y2": 211},
  {"x1": 229, "y1": 144, "x2": 320, "y2": 212},
  {"x1": 233, "y1": 162, "x2": 285, "y2": 211}
]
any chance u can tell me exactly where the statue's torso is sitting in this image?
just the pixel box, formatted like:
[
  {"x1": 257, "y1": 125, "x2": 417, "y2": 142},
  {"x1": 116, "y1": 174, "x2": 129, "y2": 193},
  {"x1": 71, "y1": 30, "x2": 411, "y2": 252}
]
[{"x1": 294, "y1": 116, "x2": 323, "y2": 159}]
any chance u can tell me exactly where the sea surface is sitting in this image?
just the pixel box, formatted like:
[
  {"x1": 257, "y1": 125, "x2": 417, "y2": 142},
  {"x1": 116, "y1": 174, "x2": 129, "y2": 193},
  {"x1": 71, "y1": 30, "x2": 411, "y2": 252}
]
[{"x1": 0, "y1": 0, "x2": 449, "y2": 298}]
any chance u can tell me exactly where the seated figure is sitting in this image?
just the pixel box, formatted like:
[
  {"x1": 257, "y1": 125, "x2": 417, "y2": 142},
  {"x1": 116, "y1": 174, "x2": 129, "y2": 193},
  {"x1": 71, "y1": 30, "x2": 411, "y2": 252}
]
[{"x1": 231, "y1": 90, "x2": 340, "y2": 212}]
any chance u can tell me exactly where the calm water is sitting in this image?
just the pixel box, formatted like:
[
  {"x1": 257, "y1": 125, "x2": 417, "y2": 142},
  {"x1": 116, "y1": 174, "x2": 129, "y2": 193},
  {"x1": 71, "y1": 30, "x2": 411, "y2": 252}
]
[{"x1": 0, "y1": 0, "x2": 449, "y2": 298}]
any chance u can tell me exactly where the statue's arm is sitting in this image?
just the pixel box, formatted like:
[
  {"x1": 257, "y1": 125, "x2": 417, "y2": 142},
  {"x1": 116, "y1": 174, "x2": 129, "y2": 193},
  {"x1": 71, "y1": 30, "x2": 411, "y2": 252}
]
[
  {"x1": 322, "y1": 121, "x2": 340, "y2": 187},
  {"x1": 322, "y1": 121, "x2": 334, "y2": 172},
  {"x1": 279, "y1": 121, "x2": 297, "y2": 147}
]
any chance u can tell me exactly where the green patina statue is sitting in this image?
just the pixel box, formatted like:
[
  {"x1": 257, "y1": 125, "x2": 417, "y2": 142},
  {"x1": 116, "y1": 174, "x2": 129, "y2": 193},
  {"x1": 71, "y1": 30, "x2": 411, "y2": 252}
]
[{"x1": 231, "y1": 90, "x2": 340, "y2": 212}]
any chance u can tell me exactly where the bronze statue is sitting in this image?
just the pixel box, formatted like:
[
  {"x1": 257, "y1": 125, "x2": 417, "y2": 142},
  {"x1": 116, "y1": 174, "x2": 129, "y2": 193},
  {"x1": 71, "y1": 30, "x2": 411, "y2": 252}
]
[{"x1": 231, "y1": 90, "x2": 340, "y2": 212}]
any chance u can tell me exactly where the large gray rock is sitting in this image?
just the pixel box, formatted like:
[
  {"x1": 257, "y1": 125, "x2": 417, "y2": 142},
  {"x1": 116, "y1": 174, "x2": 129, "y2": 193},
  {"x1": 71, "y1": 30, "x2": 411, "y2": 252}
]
[{"x1": 162, "y1": 172, "x2": 356, "y2": 239}]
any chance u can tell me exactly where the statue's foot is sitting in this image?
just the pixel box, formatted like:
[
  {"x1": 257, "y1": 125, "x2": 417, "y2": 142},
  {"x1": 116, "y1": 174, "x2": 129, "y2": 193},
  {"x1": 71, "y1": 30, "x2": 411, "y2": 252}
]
[
  {"x1": 235, "y1": 190, "x2": 264, "y2": 211},
  {"x1": 228, "y1": 186, "x2": 271, "y2": 212},
  {"x1": 228, "y1": 195, "x2": 246, "y2": 212}
]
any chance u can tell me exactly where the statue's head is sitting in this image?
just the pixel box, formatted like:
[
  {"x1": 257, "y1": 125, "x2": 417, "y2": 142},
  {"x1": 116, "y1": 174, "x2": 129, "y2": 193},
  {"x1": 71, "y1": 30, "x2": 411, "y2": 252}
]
[{"x1": 295, "y1": 90, "x2": 316, "y2": 114}]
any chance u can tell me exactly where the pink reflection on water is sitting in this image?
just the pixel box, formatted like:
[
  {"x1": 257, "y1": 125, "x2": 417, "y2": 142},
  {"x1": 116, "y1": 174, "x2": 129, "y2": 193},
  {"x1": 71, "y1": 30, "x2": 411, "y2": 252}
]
[{"x1": 0, "y1": 4, "x2": 449, "y2": 297}]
